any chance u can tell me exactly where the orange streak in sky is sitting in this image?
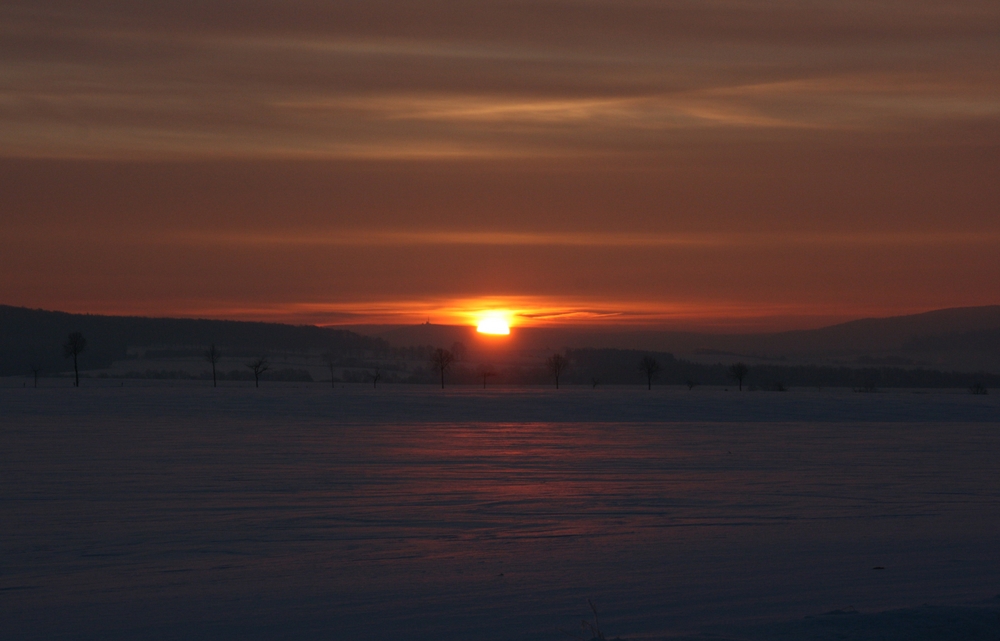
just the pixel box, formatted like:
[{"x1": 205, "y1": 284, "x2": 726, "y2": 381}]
[{"x1": 63, "y1": 297, "x2": 933, "y2": 333}]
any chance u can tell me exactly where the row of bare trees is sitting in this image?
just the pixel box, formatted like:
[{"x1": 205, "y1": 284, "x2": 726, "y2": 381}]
[
  {"x1": 484, "y1": 354, "x2": 744, "y2": 390},
  {"x1": 554, "y1": 354, "x2": 747, "y2": 390},
  {"x1": 52, "y1": 332, "x2": 752, "y2": 391},
  {"x1": 205, "y1": 344, "x2": 271, "y2": 387},
  {"x1": 425, "y1": 349, "x2": 737, "y2": 390},
  {"x1": 49, "y1": 333, "x2": 273, "y2": 389},
  {"x1": 639, "y1": 356, "x2": 749, "y2": 390},
  {"x1": 427, "y1": 348, "x2": 571, "y2": 389}
]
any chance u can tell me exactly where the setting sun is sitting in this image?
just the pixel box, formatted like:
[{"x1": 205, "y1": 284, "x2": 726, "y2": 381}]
[{"x1": 476, "y1": 314, "x2": 511, "y2": 335}]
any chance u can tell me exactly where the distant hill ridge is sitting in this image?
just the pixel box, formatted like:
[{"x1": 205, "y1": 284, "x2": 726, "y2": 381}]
[
  {"x1": 354, "y1": 305, "x2": 1000, "y2": 372},
  {"x1": 748, "y1": 305, "x2": 1000, "y2": 352},
  {"x1": 2, "y1": 303, "x2": 999, "y2": 378},
  {"x1": 0, "y1": 305, "x2": 386, "y2": 377}
]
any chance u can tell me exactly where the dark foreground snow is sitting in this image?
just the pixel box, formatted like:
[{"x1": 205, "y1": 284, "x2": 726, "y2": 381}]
[
  {"x1": 665, "y1": 604, "x2": 1000, "y2": 640},
  {"x1": 2, "y1": 385, "x2": 999, "y2": 640}
]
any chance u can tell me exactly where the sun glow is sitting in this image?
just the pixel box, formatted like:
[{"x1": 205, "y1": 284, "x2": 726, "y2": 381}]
[{"x1": 476, "y1": 313, "x2": 511, "y2": 335}]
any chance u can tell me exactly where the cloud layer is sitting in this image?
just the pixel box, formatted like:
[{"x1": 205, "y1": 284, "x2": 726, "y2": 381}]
[{"x1": 1, "y1": 1, "x2": 998, "y2": 327}]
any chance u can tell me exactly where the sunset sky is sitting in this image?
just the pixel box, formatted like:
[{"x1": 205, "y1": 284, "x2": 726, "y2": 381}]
[{"x1": 2, "y1": 1, "x2": 998, "y2": 331}]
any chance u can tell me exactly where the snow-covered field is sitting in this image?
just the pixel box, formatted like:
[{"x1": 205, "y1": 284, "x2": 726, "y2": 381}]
[{"x1": 3, "y1": 384, "x2": 999, "y2": 640}]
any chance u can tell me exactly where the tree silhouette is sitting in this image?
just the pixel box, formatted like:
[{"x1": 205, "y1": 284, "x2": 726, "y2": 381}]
[
  {"x1": 63, "y1": 332, "x2": 86, "y2": 387},
  {"x1": 370, "y1": 369, "x2": 381, "y2": 389},
  {"x1": 247, "y1": 357, "x2": 269, "y2": 388},
  {"x1": 431, "y1": 348, "x2": 455, "y2": 389},
  {"x1": 30, "y1": 366, "x2": 40, "y2": 388},
  {"x1": 547, "y1": 353, "x2": 569, "y2": 389},
  {"x1": 323, "y1": 351, "x2": 337, "y2": 389},
  {"x1": 728, "y1": 362, "x2": 749, "y2": 391},
  {"x1": 450, "y1": 341, "x2": 467, "y2": 363},
  {"x1": 639, "y1": 356, "x2": 661, "y2": 390},
  {"x1": 477, "y1": 364, "x2": 497, "y2": 389},
  {"x1": 205, "y1": 344, "x2": 221, "y2": 387}
]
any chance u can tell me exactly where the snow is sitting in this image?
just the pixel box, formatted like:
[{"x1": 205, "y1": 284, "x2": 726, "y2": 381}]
[{"x1": 2, "y1": 385, "x2": 999, "y2": 640}]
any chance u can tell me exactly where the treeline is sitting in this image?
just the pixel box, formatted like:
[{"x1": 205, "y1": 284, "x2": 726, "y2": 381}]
[
  {"x1": 321, "y1": 348, "x2": 1000, "y2": 389},
  {"x1": 561, "y1": 349, "x2": 1000, "y2": 389},
  {"x1": 374, "y1": 347, "x2": 995, "y2": 389}
]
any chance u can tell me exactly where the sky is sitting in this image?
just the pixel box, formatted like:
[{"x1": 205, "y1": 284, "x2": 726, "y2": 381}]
[{"x1": 1, "y1": 1, "x2": 999, "y2": 331}]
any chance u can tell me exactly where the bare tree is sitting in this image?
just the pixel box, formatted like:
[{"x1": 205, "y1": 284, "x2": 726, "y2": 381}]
[
  {"x1": 247, "y1": 357, "x2": 269, "y2": 388},
  {"x1": 431, "y1": 348, "x2": 455, "y2": 388},
  {"x1": 205, "y1": 344, "x2": 221, "y2": 387},
  {"x1": 685, "y1": 379, "x2": 698, "y2": 391},
  {"x1": 30, "y1": 366, "x2": 40, "y2": 388},
  {"x1": 639, "y1": 356, "x2": 661, "y2": 390},
  {"x1": 547, "y1": 353, "x2": 569, "y2": 389},
  {"x1": 477, "y1": 363, "x2": 497, "y2": 389},
  {"x1": 370, "y1": 369, "x2": 381, "y2": 389},
  {"x1": 728, "y1": 362, "x2": 749, "y2": 391},
  {"x1": 323, "y1": 351, "x2": 337, "y2": 388},
  {"x1": 582, "y1": 599, "x2": 606, "y2": 641},
  {"x1": 63, "y1": 332, "x2": 86, "y2": 387}
]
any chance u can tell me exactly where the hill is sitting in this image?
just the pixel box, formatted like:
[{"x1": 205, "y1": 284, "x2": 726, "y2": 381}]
[
  {"x1": 3, "y1": 304, "x2": 998, "y2": 384},
  {"x1": 0, "y1": 305, "x2": 386, "y2": 377},
  {"x1": 347, "y1": 305, "x2": 1000, "y2": 373}
]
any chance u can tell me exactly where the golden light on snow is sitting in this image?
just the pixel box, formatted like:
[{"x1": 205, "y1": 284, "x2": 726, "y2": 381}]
[{"x1": 476, "y1": 313, "x2": 511, "y2": 335}]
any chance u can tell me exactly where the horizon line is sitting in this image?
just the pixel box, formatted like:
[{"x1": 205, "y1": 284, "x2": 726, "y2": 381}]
[{"x1": 5, "y1": 301, "x2": 998, "y2": 336}]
